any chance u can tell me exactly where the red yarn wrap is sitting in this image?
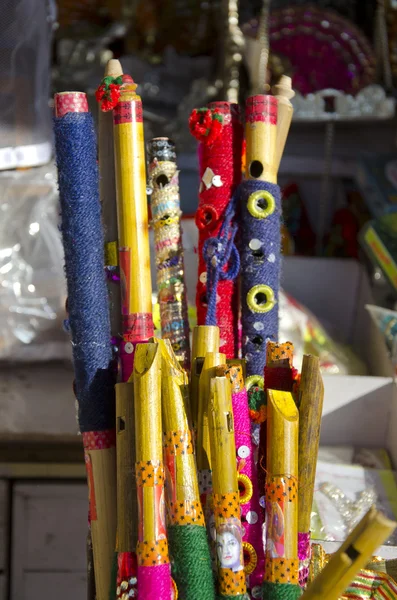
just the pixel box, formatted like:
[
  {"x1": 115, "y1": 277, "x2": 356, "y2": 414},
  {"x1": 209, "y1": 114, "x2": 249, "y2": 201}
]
[{"x1": 194, "y1": 102, "x2": 243, "y2": 358}]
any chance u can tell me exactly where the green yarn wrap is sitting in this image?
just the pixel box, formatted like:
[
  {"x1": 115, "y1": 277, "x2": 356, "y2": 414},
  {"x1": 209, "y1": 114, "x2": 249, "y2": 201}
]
[
  {"x1": 262, "y1": 582, "x2": 302, "y2": 599},
  {"x1": 109, "y1": 551, "x2": 118, "y2": 600},
  {"x1": 168, "y1": 524, "x2": 216, "y2": 600}
]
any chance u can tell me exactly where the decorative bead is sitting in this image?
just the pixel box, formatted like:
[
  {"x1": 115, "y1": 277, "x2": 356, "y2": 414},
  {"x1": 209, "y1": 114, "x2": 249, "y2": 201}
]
[
  {"x1": 128, "y1": 590, "x2": 136, "y2": 598},
  {"x1": 259, "y1": 495, "x2": 266, "y2": 508},
  {"x1": 246, "y1": 375, "x2": 264, "y2": 390},
  {"x1": 247, "y1": 284, "x2": 275, "y2": 314},
  {"x1": 238, "y1": 445, "x2": 251, "y2": 459},
  {"x1": 268, "y1": 253, "x2": 276, "y2": 263},
  {"x1": 249, "y1": 238, "x2": 263, "y2": 250},
  {"x1": 243, "y1": 542, "x2": 258, "y2": 574},
  {"x1": 199, "y1": 272, "x2": 207, "y2": 283},
  {"x1": 253, "y1": 321, "x2": 264, "y2": 331},
  {"x1": 121, "y1": 581, "x2": 128, "y2": 591},
  {"x1": 238, "y1": 473, "x2": 253, "y2": 504},
  {"x1": 247, "y1": 190, "x2": 276, "y2": 219},
  {"x1": 246, "y1": 510, "x2": 258, "y2": 524},
  {"x1": 124, "y1": 342, "x2": 134, "y2": 354},
  {"x1": 252, "y1": 585, "x2": 262, "y2": 598},
  {"x1": 212, "y1": 175, "x2": 223, "y2": 187},
  {"x1": 129, "y1": 577, "x2": 137, "y2": 586}
]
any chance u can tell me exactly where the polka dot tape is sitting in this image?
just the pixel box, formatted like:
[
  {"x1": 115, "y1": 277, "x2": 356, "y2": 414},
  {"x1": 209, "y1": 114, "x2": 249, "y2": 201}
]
[{"x1": 55, "y1": 92, "x2": 88, "y2": 117}]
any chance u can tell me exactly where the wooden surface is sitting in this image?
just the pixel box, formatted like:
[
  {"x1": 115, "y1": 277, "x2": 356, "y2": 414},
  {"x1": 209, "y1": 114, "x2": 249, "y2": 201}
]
[
  {"x1": 298, "y1": 355, "x2": 324, "y2": 533},
  {"x1": 10, "y1": 483, "x2": 88, "y2": 599},
  {"x1": 116, "y1": 382, "x2": 137, "y2": 551}
]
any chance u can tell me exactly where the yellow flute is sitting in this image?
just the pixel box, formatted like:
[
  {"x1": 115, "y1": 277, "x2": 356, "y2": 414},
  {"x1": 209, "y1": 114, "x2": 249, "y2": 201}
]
[
  {"x1": 209, "y1": 365, "x2": 247, "y2": 597},
  {"x1": 265, "y1": 390, "x2": 300, "y2": 587},
  {"x1": 113, "y1": 74, "x2": 153, "y2": 382},
  {"x1": 196, "y1": 351, "x2": 225, "y2": 477},
  {"x1": 190, "y1": 325, "x2": 220, "y2": 433},
  {"x1": 302, "y1": 507, "x2": 396, "y2": 600},
  {"x1": 133, "y1": 343, "x2": 172, "y2": 598}
]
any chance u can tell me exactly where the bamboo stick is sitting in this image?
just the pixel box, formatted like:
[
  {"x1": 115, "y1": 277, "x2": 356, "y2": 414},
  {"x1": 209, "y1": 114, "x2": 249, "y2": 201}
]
[
  {"x1": 297, "y1": 355, "x2": 324, "y2": 534},
  {"x1": 272, "y1": 75, "x2": 295, "y2": 174},
  {"x1": 196, "y1": 351, "x2": 225, "y2": 473},
  {"x1": 209, "y1": 365, "x2": 246, "y2": 597},
  {"x1": 113, "y1": 74, "x2": 153, "y2": 382},
  {"x1": 265, "y1": 390, "x2": 299, "y2": 585},
  {"x1": 116, "y1": 382, "x2": 137, "y2": 552},
  {"x1": 190, "y1": 325, "x2": 220, "y2": 432},
  {"x1": 100, "y1": 59, "x2": 122, "y2": 338},
  {"x1": 302, "y1": 507, "x2": 396, "y2": 600}
]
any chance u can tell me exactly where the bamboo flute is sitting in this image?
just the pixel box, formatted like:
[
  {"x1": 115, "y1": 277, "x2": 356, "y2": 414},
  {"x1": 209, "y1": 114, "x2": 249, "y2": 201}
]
[
  {"x1": 54, "y1": 92, "x2": 117, "y2": 600},
  {"x1": 134, "y1": 342, "x2": 172, "y2": 599},
  {"x1": 99, "y1": 59, "x2": 122, "y2": 339},
  {"x1": 225, "y1": 362, "x2": 265, "y2": 595},
  {"x1": 110, "y1": 67, "x2": 154, "y2": 596},
  {"x1": 113, "y1": 72, "x2": 154, "y2": 382},
  {"x1": 160, "y1": 339, "x2": 215, "y2": 599},
  {"x1": 264, "y1": 389, "x2": 301, "y2": 599},
  {"x1": 196, "y1": 351, "x2": 225, "y2": 496},
  {"x1": 302, "y1": 507, "x2": 396, "y2": 600},
  {"x1": 147, "y1": 138, "x2": 191, "y2": 371},
  {"x1": 209, "y1": 365, "x2": 247, "y2": 598},
  {"x1": 190, "y1": 325, "x2": 220, "y2": 434},
  {"x1": 297, "y1": 355, "x2": 324, "y2": 588},
  {"x1": 272, "y1": 76, "x2": 295, "y2": 174}
]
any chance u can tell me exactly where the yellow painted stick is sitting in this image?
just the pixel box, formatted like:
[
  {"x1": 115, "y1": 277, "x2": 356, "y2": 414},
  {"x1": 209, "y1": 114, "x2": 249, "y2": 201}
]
[
  {"x1": 265, "y1": 390, "x2": 299, "y2": 584},
  {"x1": 302, "y1": 507, "x2": 396, "y2": 600},
  {"x1": 196, "y1": 351, "x2": 225, "y2": 473},
  {"x1": 113, "y1": 73, "x2": 153, "y2": 382},
  {"x1": 297, "y1": 355, "x2": 324, "y2": 534},
  {"x1": 116, "y1": 382, "x2": 137, "y2": 551},
  {"x1": 160, "y1": 339, "x2": 201, "y2": 519},
  {"x1": 209, "y1": 365, "x2": 246, "y2": 596},
  {"x1": 99, "y1": 59, "x2": 122, "y2": 337},
  {"x1": 133, "y1": 343, "x2": 164, "y2": 544},
  {"x1": 190, "y1": 325, "x2": 220, "y2": 432},
  {"x1": 272, "y1": 75, "x2": 295, "y2": 174},
  {"x1": 245, "y1": 95, "x2": 278, "y2": 184}
]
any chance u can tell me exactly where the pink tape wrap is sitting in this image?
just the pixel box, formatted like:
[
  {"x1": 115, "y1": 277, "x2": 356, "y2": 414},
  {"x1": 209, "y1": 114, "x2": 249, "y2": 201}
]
[
  {"x1": 138, "y1": 563, "x2": 172, "y2": 600},
  {"x1": 232, "y1": 388, "x2": 265, "y2": 588},
  {"x1": 298, "y1": 532, "x2": 311, "y2": 588}
]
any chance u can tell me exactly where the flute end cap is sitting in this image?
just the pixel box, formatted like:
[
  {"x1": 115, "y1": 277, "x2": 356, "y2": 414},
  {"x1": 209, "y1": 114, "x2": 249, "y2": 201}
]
[
  {"x1": 104, "y1": 59, "x2": 123, "y2": 78},
  {"x1": 272, "y1": 75, "x2": 295, "y2": 100}
]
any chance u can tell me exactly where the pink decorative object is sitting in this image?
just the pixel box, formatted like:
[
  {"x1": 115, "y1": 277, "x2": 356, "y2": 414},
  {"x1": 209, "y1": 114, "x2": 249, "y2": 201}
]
[{"x1": 243, "y1": 5, "x2": 376, "y2": 96}]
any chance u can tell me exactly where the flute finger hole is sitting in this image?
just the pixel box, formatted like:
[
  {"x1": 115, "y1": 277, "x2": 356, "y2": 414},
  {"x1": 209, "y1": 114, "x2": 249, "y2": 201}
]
[
  {"x1": 251, "y1": 334, "x2": 263, "y2": 347},
  {"x1": 156, "y1": 174, "x2": 169, "y2": 187},
  {"x1": 249, "y1": 160, "x2": 264, "y2": 179},
  {"x1": 247, "y1": 190, "x2": 275, "y2": 219},
  {"x1": 247, "y1": 285, "x2": 275, "y2": 313},
  {"x1": 200, "y1": 293, "x2": 208, "y2": 307}
]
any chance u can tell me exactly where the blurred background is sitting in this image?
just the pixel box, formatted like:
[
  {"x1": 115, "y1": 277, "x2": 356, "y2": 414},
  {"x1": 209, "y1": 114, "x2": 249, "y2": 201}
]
[{"x1": 2, "y1": 1, "x2": 397, "y2": 598}]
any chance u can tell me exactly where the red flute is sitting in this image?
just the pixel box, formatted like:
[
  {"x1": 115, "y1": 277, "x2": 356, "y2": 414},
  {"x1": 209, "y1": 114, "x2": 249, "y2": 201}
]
[{"x1": 191, "y1": 101, "x2": 243, "y2": 359}]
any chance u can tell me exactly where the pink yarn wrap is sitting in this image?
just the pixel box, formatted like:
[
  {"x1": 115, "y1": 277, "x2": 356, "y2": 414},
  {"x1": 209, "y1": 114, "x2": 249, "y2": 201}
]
[
  {"x1": 297, "y1": 532, "x2": 311, "y2": 588},
  {"x1": 137, "y1": 563, "x2": 172, "y2": 599},
  {"x1": 232, "y1": 388, "x2": 265, "y2": 588}
]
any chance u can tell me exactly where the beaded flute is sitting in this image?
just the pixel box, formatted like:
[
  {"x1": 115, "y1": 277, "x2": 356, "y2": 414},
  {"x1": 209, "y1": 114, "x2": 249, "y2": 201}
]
[
  {"x1": 240, "y1": 95, "x2": 281, "y2": 377},
  {"x1": 226, "y1": 362, "x2": 265, "y2": 597},
  {"x1": 190, "y1": 102, "x2": 243, "y2": 359},
  {"x1": 147, "y1": 138, "x2": 190, "y2": 370}
]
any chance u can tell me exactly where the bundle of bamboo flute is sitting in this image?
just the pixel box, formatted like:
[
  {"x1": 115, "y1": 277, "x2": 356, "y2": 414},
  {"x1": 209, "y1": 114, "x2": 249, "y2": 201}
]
[{"x1": 53, "y1": 60, "x2": 396, "y2": 600}]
